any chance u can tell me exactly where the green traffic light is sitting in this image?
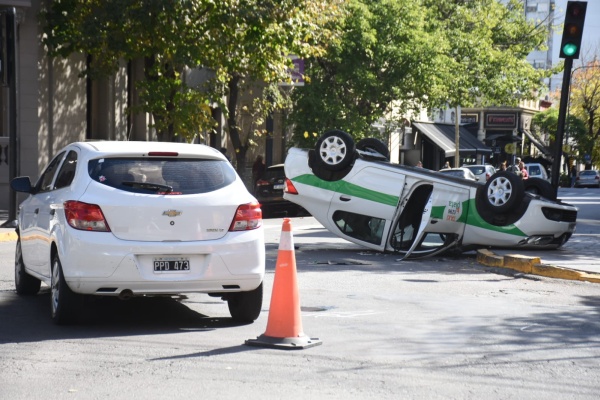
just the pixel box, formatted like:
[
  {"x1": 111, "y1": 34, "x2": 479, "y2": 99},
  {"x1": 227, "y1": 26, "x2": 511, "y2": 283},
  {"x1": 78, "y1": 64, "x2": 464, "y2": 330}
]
[{"x1": 562, "y1": 43, "x2": 578, "y2": 57}]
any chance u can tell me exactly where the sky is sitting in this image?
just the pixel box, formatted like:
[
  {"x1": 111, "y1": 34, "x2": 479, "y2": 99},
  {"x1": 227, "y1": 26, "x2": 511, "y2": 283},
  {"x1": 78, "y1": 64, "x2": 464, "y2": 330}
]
[{"x1": 550, "y1": 0, "x2": 600, "y2": 91}]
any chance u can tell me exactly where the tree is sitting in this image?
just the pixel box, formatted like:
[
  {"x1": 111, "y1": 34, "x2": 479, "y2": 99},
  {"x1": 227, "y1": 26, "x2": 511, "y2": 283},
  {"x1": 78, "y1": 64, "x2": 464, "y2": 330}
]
[
  {"x1": 41, "y1": 0, "x2": 343, "y2": 170},
  {"x1": 289, "y1": 0, "x2": 554, "y2": 160},
  {"x1": 531, "y1": 107, "x2": 585, "y2": 158},
  {"x1": 290, "y1": 0, "x2": 441, "y2": 146},
  {"x1": 569, "y1": 57, "x2": 600, "y2": 169}
]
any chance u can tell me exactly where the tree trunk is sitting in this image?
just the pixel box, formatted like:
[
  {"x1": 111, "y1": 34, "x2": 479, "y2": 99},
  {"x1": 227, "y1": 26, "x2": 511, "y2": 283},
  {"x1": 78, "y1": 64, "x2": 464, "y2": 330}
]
[{"x1": 227, "y1": 74, "x2": 248, "y2": 173}]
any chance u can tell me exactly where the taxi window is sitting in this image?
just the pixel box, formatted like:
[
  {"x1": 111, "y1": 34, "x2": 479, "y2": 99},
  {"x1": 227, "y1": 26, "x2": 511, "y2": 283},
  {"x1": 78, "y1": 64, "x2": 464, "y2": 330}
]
[{"x1": 332, "y1": 210, "x2": 385, "y2": 245}]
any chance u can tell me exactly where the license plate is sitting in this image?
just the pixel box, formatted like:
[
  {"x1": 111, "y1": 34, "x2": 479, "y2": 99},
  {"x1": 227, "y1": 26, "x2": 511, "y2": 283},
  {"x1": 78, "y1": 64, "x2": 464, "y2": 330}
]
[
  {"x1": 153, "y1": 257, "x2": 190, "y2": 272},
  {"x1": 273, "y1": 184, "x2": 285, "y2": 190}
]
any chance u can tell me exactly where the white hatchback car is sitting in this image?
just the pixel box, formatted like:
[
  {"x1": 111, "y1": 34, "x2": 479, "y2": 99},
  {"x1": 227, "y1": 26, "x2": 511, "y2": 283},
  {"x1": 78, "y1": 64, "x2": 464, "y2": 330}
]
[
  {"x1": 11, "y1": 141, "x2": 265, "y2": 324},
  {"x1": 283, "y1": 130, "x2": 577, "y2": 259}
]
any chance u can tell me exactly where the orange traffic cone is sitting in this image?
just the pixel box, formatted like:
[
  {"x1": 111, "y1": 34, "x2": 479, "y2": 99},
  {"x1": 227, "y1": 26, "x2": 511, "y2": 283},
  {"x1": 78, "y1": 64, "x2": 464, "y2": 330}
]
[{"x1": 245, "y1": 218, "x2": 322, "y2": 350}]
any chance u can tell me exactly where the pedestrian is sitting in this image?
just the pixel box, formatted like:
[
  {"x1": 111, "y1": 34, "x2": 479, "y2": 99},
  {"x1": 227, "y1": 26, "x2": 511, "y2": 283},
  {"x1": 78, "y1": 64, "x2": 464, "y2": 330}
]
[
  {"x1": 509, "y1": 157, "x2": 521, "y2": 175},
  {"x1": 252, "y1": 155, "x2": 266, "y2": 186},
  {"x1": 570, "y1": 165, "x2": 577, "y2": 187},
  {"x1": 442, "y1": 161, "x2": 450, "y2": 170},
  {"x1": 499, "y1": 161, "x2": 507, "y2": 171},
  {"x1": 518, "y1": 161, "x2": 528, "y2": 179},
  {"x1": 416, "y1": 161, "x2": 423, "y2": 168}
]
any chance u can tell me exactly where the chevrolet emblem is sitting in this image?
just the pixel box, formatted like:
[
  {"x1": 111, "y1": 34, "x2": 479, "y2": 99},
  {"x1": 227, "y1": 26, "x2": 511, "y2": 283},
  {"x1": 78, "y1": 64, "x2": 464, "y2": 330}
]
[{"x1": 162, "y1": 210, "x2": 182, "y2": 217}]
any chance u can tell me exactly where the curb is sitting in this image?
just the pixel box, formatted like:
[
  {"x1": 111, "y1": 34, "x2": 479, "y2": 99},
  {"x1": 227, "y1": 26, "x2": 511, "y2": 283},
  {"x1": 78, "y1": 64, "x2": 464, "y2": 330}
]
[
  {"x1": 0, "y1": 231, "x2": 17, "y2": 242},
  {"x1": 477, "y1": 249, "x2": 600, "y2": 284}
]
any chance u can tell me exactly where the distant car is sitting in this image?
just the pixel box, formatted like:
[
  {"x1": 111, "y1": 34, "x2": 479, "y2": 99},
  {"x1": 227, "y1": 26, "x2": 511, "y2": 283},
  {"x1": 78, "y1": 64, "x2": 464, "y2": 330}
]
[
  {"x1": 575, "y1": 170, "x2": 600, "y2": 188},
  {"x1": 254, "y1": 164, "x2": 309, "y2": 217},
  {"x1": 524, "y1": 163, "x2": 550, "y2": 182},
  {"x1": 439, "y1": 167, "x2": 479, "y2": 181},
  {"x1": 283, "y1": 130, "x2": 577, "y2": 259},
  {"x1": 462, "y1": 164, "x2": 496, "y2": 181},
  {"x1": 11, "y1": 141, "x2": 265, "y2": 325}
]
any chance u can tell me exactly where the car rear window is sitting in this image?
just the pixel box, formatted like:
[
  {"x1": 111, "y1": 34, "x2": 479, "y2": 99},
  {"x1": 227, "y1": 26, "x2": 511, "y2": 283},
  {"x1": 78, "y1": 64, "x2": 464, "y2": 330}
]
[
  {"x1": 580, "y1": 171, "x2": 597, "y2": 177},
  {"x1": 465, "y1": 166, "x2": 484, "y2": 175},
  {"x1": 262, "y1": 167, "x2": 285, "y2": 180},
  {"x1": 88, "y1": 158, "x2": 237, "y2": 194},
  {"x1": 528, "y1": 165, "x2": 541, "y2": 175}
]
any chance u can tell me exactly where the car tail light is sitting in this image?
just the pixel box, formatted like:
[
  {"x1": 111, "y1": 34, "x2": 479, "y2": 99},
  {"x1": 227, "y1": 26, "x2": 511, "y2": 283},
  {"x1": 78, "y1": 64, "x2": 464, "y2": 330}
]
[
  {"x1": 229, "y1": 202, "x2": 262, "y2": 231},
  {"x1": 284, "y1": 178, "x2": 298, "y2": 194},
  {"x1": 64, "y1": 201, "x2": 111, "y2": 232},
  {"x1": 255, "y1": 178, "x2": 270, "y2": 187}
]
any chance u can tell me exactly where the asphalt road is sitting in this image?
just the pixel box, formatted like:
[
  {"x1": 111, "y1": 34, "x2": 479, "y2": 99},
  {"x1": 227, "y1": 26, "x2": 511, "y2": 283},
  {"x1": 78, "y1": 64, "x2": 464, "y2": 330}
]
[{"x1": 1, "y1": 212, "x2": 600, "y2": 399}]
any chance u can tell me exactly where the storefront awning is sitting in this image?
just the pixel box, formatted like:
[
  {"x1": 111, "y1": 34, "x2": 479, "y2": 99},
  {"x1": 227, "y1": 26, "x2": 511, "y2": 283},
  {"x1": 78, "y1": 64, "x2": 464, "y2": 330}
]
[
  {"x1": 412, "y1": 121, "x2": 492, "y2": 157},
  {"x1": 521, "y1": 129, "x2": 553, "y2": 158}
]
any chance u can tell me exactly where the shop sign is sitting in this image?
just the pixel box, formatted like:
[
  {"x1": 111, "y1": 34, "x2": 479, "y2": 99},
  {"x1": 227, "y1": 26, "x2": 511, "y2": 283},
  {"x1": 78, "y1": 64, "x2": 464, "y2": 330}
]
[
  {"x1": 461, "y1": 114, "x2": 478, "y2": 124},
  {"x1": 485, "y1": 113, "x2": 517, "y2": 129}
]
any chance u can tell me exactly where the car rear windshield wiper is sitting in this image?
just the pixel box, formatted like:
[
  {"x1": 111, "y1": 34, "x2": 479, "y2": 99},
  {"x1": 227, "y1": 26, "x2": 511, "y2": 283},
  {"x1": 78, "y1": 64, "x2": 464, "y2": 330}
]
[{"x1": 122, "y1": 181, "x2": 173, "y2": 193}]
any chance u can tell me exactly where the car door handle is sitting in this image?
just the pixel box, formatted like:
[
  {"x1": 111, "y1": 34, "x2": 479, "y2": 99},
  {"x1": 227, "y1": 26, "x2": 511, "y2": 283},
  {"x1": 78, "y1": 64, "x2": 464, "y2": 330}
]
[
  {"x1": 339, "y1": 195, "x2": 351, "y2": 202},
  {"x1": 34, "y1": 208, "x2": 39, "y2": 214},
  {"x1": 50, "y1": 209, "x2": 56, "y2": 216}
]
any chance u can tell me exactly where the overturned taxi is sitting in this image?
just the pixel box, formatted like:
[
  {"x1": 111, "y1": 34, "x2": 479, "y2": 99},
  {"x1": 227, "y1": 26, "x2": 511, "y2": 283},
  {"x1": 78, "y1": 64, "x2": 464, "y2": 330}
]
[{"x1": 283, "y1": 130, "x2": 577, "y2": 259}]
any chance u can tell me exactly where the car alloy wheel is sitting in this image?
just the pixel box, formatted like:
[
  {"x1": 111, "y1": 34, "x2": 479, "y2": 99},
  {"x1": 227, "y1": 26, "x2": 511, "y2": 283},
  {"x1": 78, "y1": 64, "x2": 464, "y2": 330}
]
[
  {"x1": 315, "y1": 130, "x2": 356, "y2": 171},
  {"x1": 482, "y1": 171, "x2": 524, "y2": 214}
]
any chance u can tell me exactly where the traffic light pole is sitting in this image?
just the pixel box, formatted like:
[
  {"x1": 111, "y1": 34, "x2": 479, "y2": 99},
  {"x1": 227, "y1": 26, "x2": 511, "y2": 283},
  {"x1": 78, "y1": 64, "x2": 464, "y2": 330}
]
[{"x1": 551, "y1": 57, "x2": 573, "y2": 194}]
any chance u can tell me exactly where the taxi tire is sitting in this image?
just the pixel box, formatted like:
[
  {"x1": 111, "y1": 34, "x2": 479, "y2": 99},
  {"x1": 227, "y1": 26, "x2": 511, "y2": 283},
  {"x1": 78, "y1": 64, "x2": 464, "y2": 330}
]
[
  {"x1": 15, "y1": 239, "x2": 41, "y2": 295},
  {"x1": 524, "y1": 178, "x2": 556, "y2": 200},
  {"x1": 227, "y1": 282, "x2": 263, "y2": 322},
  {"x1": 309, "y1": 149, "x2": 354, "y2": 182},
  {"x1": 315, "y1": 130, "x2": 356, "y2": 172},
  {"x1": 356, "y1": 138, "x2": 390, "y2": 160},
  {"x1": 480, "y1": 171, "x2": 524, "y2": 214}
]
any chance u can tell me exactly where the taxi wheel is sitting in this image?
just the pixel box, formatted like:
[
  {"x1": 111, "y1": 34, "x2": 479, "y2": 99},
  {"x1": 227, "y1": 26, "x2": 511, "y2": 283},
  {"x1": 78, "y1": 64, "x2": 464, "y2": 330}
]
[
  {"x1": 315, "y1": 130, "x2": 356, "y2": 171},
  {"x1": 356, "y1": 138, "x2": 390, "y2": 160},
  {"x1": 481, "y1": 171, "x2": 524, "y2": 214},
  {"x1": 227, "y1": 282, "x2": 263, "y2": 322},
  {"x1": 15, "y1": 239, "x2": 41, "y2": 295},
  {"x1": 524, "y1": 178, "x2": 556, "y2": 200}
]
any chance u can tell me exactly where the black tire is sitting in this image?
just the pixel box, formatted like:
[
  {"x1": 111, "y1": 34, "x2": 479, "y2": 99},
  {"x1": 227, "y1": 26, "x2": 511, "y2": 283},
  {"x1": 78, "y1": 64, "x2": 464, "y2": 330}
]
[
  {"x1": 14, "y1": 240, "x2": 41, "y2": 295},
  {"x1": 356, "y1": 138, "x2": 390, "y2": 160},
  {"x1": 227, "y1": 282, "x2": 263, "y2": 322},
  {"x1": 51, "y1": 254, "x2": 83, "y2": 325},
  {"x1": 524, "y1": 178, "x2": 556, "y2": 200},
  {"x1": 314, "y1": 130, "x2": 356, "y2": 172},
  {"x1": 480, "y1": 171, "x2": 524, "y2": 214}
]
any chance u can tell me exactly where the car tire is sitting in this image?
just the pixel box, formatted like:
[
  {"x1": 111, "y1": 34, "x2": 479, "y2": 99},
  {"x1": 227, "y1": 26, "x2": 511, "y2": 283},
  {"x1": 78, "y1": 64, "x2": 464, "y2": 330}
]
[
  {"x1": 356, "y1": 138, "x2": 390, "y2": 160},
  {"x1": 314, "y1": 130, "x2": 356, "y2": 172},
  {"x1": 480, "y1": 171, "x2": 524, "y2": 214},
  {"x1": 524, "y1": 178, "x2": 556, "y2": 200},
  {"x1": 15, "y1": 240, "x2": 41, "y2": 295},
  {"x1": 51, "y1": 254, "x2": 83, "y2": 325},
  {"x1": 227, "y1": 282, "x2": 263, "y2": 322}
]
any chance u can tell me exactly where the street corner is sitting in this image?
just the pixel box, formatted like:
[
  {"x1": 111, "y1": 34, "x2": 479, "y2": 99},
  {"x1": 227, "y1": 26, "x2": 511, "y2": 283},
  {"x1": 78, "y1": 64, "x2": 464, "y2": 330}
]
[
  {"x1": 476, "y1": 249, "x2": 600, "y2": 284},
  {"x1": 0, "y1": 230, "x2": 17, "y2": 242}
]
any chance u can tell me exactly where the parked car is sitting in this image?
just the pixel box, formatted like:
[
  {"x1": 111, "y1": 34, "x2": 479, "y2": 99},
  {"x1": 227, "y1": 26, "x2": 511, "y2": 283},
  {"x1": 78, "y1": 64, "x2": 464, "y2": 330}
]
[
  {"x1": 254, "y1": 164, "x2": 309, "y2": 218},
  {"x1": 461, "y1": 164, "x2": 496, "y2": 181},
  {"x1": 574, "y1": 170, "x2": 600, "y2": 188},
  {"x1": 439, "y1": 167, "x2": 479, "y2": 181},
  {"x1": 11, "y1": 141, "x2": 265, "y2": 325},
  {"x1": 283, "y1": 130, "x2": 577, "y2": 259},
  {"x1": 524, "y1": 163, "x2": 550, "y2": 181}
]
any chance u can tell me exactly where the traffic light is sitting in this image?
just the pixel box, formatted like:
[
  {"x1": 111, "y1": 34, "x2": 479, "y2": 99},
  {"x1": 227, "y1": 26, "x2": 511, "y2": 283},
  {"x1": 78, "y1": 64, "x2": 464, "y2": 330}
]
[{"x1": 559, "y1": 1, "x2": 587, "y2": 59}]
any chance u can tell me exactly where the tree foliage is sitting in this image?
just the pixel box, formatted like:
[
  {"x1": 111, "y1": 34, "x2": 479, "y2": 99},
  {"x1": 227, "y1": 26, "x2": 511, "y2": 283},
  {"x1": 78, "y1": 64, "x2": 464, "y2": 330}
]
[
  {"x1": 41, "y1": 0, "x2": 343, "y2": 168},
  {"x1": 569, "y1": 58, "x2": 600, "y2": 168},
  {"x1": 289, "y1": 0, "x2": 554, "y2": 149},
  {"x1": 531, "y1": 107, "x2": 586, "y2": 157}
]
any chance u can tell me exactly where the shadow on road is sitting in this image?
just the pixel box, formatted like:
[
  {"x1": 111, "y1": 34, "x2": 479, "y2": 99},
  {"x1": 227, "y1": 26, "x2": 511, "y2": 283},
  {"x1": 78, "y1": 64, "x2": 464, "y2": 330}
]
[{"x1": 0, "y1": 288, "x2": 248, "y2": 344}]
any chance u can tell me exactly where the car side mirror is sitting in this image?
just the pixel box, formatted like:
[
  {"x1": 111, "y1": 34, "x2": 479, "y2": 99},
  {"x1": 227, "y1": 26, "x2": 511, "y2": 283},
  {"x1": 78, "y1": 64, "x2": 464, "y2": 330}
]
[{"x1": 10, "y1": 176, "x2": 34, "y2": 193}]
